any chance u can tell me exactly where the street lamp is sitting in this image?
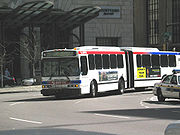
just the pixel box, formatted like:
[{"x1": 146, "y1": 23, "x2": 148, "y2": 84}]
[{"x1": 163, "y1": 31, "x2": 172, "y2": 51}]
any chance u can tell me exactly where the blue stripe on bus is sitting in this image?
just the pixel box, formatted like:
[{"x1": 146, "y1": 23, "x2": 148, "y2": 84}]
[
  {"x1": 149, "y1": 52, "x2": 180, "y2": 55},
  {"x1": 42, "y1": 81, "x2": 48, "y2": 84},
  {"x1": 70, "y1": 80, "x2": 81, "y2": 84},
  {"x1": 42, "y1": 80, "x2": 81, "y2": 84}
]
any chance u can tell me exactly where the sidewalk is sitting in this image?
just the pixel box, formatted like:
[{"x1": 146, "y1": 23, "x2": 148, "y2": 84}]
[{"x1": 0, "y1": 85, "x2": 41, "y2": 94}]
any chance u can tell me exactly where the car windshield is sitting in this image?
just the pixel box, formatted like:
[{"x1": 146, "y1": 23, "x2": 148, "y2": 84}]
[
  {"x1": 162, "y1": 75, "x2": 173, "y2": 83},
  {"x1": 42, "y1": 58, "x2": 80, "y2": 77},
  {"x1": 178, "y1": 76, "x2": 180, "y2": 84}
]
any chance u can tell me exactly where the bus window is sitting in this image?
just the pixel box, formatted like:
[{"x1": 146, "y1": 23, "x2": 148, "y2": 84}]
[
  {"x1": 102, "y1": 55, "x2": 110, "y2": 69},
  {"x1": 110, "y1": 54, "x2": 117, "y2": 69},
  {"x1": 80, "y1": 56, "x2": 88, "y2": 75},
  {"x1": 169, "y1": 55, "x2": 176, "y2": 67},
  {"x1": 142, "y1": 55, "x2": 151, "y2": 67},
  {"x1": 160, "y1": 55, "x2": 168, "y2": 67},
  {"x1": 117, "y1": 54, "x2": 124, "y2": 68},
  {"x1": 88, "y1": 54, "x2": 95, "y2": 70},
  {"x1": 136, "y1": 55, "x2": 141, "y2": 67},
  {"x1": 152, "y1": 55, "x2": 160, "y2": 67},
  {"x1": 95, "y1": 54, "x2": 102, "y2": 69}
]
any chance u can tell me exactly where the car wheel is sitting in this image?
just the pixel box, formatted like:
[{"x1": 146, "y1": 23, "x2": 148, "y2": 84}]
[
  {"x1": 90, "y1": 81, "x2": 97, "y2": 97},
  {"x1": 118, "y1": 79, "x2": 125, "y2": 94},
  {"x1": 157, "y1": 89, "x2": 165, "y2": 102}
]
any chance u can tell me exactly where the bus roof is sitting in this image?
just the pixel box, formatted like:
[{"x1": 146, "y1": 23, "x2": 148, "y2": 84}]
[
  {"x1": 75, "y1": 46, "x2": 121, "y2": 51},
  {"x1": 42, "y1": 46, "x2": 180, "y2": 55},
  {"x1": 120, "y1": 47, "x2": 159, "y2": 52}
]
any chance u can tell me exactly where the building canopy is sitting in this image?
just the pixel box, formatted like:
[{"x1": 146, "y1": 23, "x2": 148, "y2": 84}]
[{"x1": 0, "y1": 1, "x2": 101, "y2": 29}]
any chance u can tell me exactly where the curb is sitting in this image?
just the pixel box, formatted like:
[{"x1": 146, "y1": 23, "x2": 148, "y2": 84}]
[{"x1": 0, "y1": 85, "x2": 41, "y2": 94}]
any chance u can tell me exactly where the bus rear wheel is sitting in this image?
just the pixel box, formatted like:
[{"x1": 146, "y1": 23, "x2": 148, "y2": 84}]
[
  {"x1": 118, "y1": 79, "x2": 125, "y2": 94},
  {"x1": 90, "y1": 81, "x2": 97, "y2": 97}
]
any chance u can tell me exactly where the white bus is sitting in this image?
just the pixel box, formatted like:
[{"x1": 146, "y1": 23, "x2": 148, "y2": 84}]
[
  {"x1": 41, "y1": 46, "x2": 180, "y2": 97},
  {"x1": 120, "y1": 47, "x2": 180, "y2": 89}
]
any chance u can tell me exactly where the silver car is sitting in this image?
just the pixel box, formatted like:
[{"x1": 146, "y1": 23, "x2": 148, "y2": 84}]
[
  {"x1": 22, "y1": 78, "x2": 36, "y2": 86},
  {"x1": 153, "y1": 73, "x2": 180, "y2": 102},
  {"x1": 165, "y1": 121, "x2": 180, "y2": 135}
]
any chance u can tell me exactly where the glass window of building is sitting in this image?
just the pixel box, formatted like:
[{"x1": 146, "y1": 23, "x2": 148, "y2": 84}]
[
  {"x1": 147, "y1": 0, "x2": 159, "y2": 45},
  {"x1": 96, "y1": 37, "x2": 121, "y2": 46},
  {"x1": 172, "y1": 0, "x2": 180, "y2": 43}
]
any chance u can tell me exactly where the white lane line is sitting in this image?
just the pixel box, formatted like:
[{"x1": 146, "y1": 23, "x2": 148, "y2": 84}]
[
  {"x1": 74, "y1": 98, "x2": 96, "y2": 104},
  {"x1": 10, "y1": 102, "x2": 25, "y2": 106},
  {"x1": 172, "y1": 111, "x2": 180, "y2": 113},
  {"x1": 140, "y1": 99, "x2": 150, "y2": 109},
  {"x1": 9, "y1": 117, "x2": 42, "y2": 124},
  {"x1": 150, "y1": 96, "x2": 157, "y2": 101},
  {"x1": 74, "y1": 100, "x2": 82, "y2": 104},
  {"x1": 94, "y1": 113, "x2": 130, "y2": 119}
]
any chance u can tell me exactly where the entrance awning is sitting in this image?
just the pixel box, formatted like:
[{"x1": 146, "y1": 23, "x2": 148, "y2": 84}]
[{"x1": 0, "y1": 1, "x2": 101, "y2": 29}]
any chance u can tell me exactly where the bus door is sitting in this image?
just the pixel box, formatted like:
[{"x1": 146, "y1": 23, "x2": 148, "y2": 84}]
[
  {"x1": 80, "y1": 56, "x2": 89, "y2": 93},
  {"x1": 125, "y1": 51, "x2": 134, "y2": 88}
]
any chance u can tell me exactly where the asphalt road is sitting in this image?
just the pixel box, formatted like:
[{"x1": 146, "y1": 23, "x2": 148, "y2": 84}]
[{"x1": 0, "y1": 88, "x2": 180, "y2": 135}]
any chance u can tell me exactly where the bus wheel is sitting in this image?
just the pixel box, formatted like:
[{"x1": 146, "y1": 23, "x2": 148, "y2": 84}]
[
  {"x1": 118, "y1": 79, "x2": 125, "y2": 94},
  {"x1": 55, "y1": 94, "x2": 61, "y2": 99},
  {"x1": 157, "y1": 89, "x2": 165, "y2": 102},
  {"x1": 90, "y1": 81, "x2": 97, "y2": 97}
]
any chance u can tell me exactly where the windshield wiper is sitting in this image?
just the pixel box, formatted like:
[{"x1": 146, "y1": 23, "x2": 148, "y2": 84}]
[
  {"x1": 48, "y1": 73, "x2": 54, "y2": 80},
  {"x1": 63, "y1": 71, "x2": 71, "y2": 82}
]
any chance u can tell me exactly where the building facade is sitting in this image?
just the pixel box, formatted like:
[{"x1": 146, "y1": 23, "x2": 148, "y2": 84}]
[
  {"x1": 134, "y1": 0, "x2": 180, "y2": 51},
  {"x1": 0, "y1": 0, "x2": 134, "y2": 83},
  {"x1": 55, "y1": 0, "x2": 134, "y2": 47},
  {"x1": 1, "y1": 0, "x2": 180, "y2": 83}
]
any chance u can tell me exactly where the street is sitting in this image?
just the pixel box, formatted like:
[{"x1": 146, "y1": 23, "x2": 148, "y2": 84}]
[{"x1": 0, "y1": 88, "x2": 180, "y2": 135}]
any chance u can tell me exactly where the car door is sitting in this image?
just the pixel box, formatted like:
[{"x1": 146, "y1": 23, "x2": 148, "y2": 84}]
[
  {"x1": 169, "y1": 75, "x2": 180, "y2": 98},
  {"x1": 160, "y1": 75, "x2": 173, "y2": 97}
]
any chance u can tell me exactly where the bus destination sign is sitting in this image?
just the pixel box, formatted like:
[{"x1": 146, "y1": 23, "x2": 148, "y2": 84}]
[{"x1": 43, "y1": 51, "x2": 76, "y2": 57}]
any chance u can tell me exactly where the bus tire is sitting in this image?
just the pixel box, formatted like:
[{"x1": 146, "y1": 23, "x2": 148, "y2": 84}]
[
  {"x1": 118, "y1": 79, "x2": 125, "y2": 94},
  {"x1": 90, "y1": 81, "x2": 97, "y2": 97},
  {"x1": 55, "y1": 94, "x2": 61, "y2": 99},
  {"x1": 157, "y1": 89, "x2": 165, "y2": 102}
]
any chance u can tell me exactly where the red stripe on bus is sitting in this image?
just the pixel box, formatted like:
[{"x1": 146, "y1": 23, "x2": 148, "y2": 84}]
[
  {"x1": 133, "y1": 52, "x2": 149, "y2": 54},
  {"x1": 78, "y1": 51, "x2": 125, "y2": 54}
]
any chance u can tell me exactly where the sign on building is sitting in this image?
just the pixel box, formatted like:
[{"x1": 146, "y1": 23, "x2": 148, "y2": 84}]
[{"x1": 98, "y1": 6, "x2": 121, "y2": 19}]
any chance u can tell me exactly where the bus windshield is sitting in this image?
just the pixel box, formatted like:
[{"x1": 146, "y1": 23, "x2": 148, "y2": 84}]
[{"x1": 42, "y1": 58, "x2": 80, "y2": 77}]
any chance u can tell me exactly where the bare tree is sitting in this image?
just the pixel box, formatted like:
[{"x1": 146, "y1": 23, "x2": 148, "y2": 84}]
[
  {"x1": 15, "y1": 32, "x2": 37, "y2": 79},
  {"x1": 0, "y1": 42, "x2": 7, "y2": 87},
  {"x1": 0, "y1": 41, "x2": 18, "y2": 87}
]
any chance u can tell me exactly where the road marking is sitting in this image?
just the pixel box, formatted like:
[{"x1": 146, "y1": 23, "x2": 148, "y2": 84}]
[
  {"x1": 74, "y1": 100, "x2": 82, "y2": 104},
  {"x1": 140, "y1": 99, "x2": 150, "y2": 109},
  {"x1": 150, "y1": 96, "x2": 157, "y2": 101},
  {"x1": 9, "y1": 117, "x2": 42, "y2": 124},
  {"x1": 172, "y1": 111, "x2": 180, "y2": 113},
  {"x1": 94, "y1": 113, "x2": 130, "y2": 119},
  {"x1": 10, "y1": 102, "x2": 25, "y2": 106},
  {"x1": 74, "y1": 98, "x2": 96, "y2": 104}
]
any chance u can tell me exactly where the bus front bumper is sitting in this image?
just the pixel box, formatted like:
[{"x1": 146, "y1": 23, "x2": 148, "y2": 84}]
[{"x1": 41, "y1": 88, "x2": 81, "y2": 96}]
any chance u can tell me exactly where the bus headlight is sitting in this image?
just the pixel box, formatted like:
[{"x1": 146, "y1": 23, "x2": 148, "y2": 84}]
[{"x1": 68, "y1": 84, "x2": 79, "y2": 88}]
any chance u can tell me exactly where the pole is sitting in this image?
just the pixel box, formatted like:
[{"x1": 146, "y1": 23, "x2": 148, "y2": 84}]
[
  {"x1": 1, "y1": 58, "x2": 3, "y2": 87},
  {"x1": 0, "y1": 22, "x2": 4, "y2": 88}
]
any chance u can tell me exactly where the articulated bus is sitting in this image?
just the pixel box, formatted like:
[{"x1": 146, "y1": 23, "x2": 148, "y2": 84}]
[{"x1": 41, "y1": 46, "x2": 180, "y2": 97}]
